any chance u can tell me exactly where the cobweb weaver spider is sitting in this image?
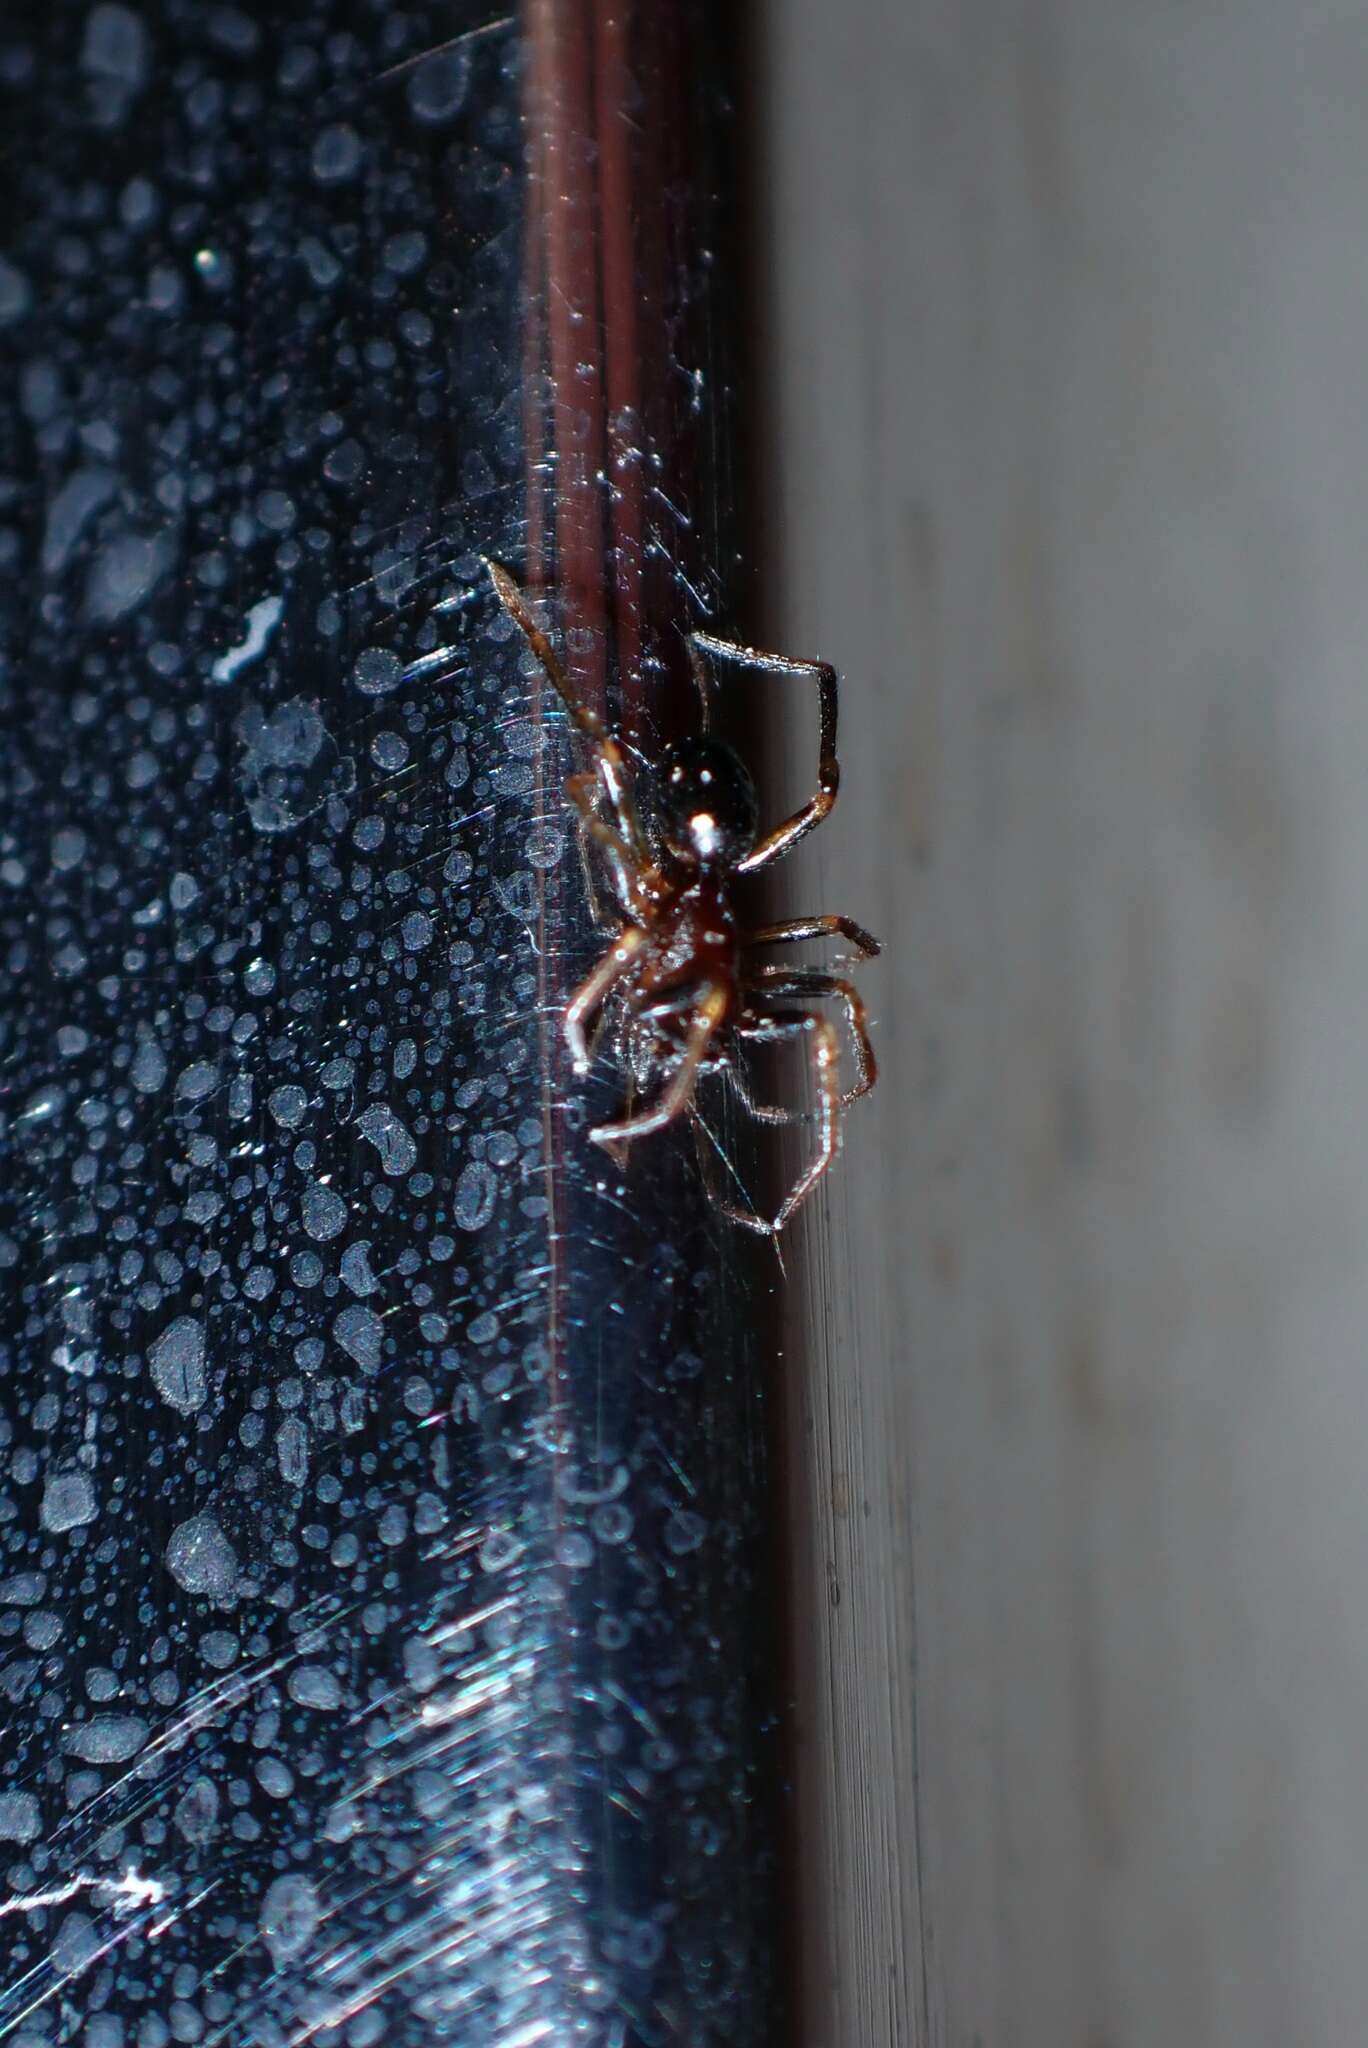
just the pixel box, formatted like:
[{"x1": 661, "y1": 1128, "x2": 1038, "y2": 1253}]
[{"x1": 485, "y1": 559, "x2": 880, "y2": 1234}]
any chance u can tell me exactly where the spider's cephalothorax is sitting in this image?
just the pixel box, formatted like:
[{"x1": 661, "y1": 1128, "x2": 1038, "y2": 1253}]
[{"x1": 485, "y1": 559, "x2": 880, "y2": 1235}]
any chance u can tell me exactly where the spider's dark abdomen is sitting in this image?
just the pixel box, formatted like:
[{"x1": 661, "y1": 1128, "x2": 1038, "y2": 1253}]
[{"x1": 657, "y1": 736, "x2": 759, "y2": 868}]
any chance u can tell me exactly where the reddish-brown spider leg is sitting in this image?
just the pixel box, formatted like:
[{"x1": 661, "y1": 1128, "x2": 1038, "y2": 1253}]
[
  {"x1": 485, "y1": 558, "x2": 650, "y2": 861},
  {"x1": 590, "y1": 984, "x2": 729, "y2": 1146},
  {"x1": 746, "y1": 965, "x2": 877, "y2": 1106},
  {"x1": 746, "y1": 914, "x2": 880, "y2": 960},
  {"x1": 693, "y1": 1011, "x2": 845, "y2": 1234},
  {"x1": 688, "y1": 1105, "x2": 776, "y2": 1235},
  {"x1": 566, "y1": 772, "x2": 653, "y2": 925},
  {"x1": 722, "y1": 1009, "x2": 845, "y2": 1230},
  {"x1": 565, "y1": 926, "x2": 648, "y2": 1076},
  {"x1": 772, "y1": 1011, "x2": 843, "y2": 1231},
  {"x1": 688, "y1": 631, "x2": 840, "y2": 873},
  {"x1": 687, "y1": 637, "x2": 715, "y2": 729},
  {"x1": 729, "y1": 1012, "x2": 812, "y2": 1125}
]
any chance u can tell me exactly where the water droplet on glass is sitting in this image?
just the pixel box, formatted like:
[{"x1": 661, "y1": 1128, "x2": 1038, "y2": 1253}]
[
  {"x1": 356, "y1": 1104, "x2": 416, "y2": 1176},
  {"x1": 175, "y1": 1775, "x2": 219, "y2": 1844},
  {"x1": 165, "y1": 1511, "x2": 239, "y2": 1601},
  {"x1": 339, "y1": 1240, "x2": 378, "y2": 1296},
  {"x1": 311, "y1": 122, "x2": 363, "y2": 184},
  {"x1": 61, "y1": 1713, "x2": 148, "y2": 1763},
  {"x1": 300, "y1": 1181, "x2": 346, "y2": 1241},
  {"x1": 84, "y1": 529, "x2": 175, "y2": 624},
  {"x1": 41, "y1": 1470, "x2": 97, "y2": 1532},
  {"x1": 333, "y1": 1303, "x2": 382, "y2": 1374},
  {"x1": 267, "y1": 1084, "x2": 308, "y2": 1128},
  {"x1": 454, "y1": 1159, "x2": 496, "y2": 1232},
  {"x1": 149, "y1": 1315, "x2": 207, "y2": 1414},
  {"x1": 350, "y1": 646, "x2": 403, "y2": 697},
  {"x1": 0, "y1": 1791, "x2": 41, "y2": 1841},
  {"x1": 175, "y1": 1059, "x2": 217, "y2": 1103},
  {"x1": 288, "y1": 1664, "x2": 341, "y2": 1711},
  {"x1": 0, "y1": 256, "x2": 32, "y2": 325},
  {"x1": 236, "y1": 697, "x2": 346, "y2": 834},
  {"x1": 131, "y1": 1033, "x2": 168, "y2": 1094},
  {"x1": 406, "y1": 47, "x2": 472, "y2": 125},
  {"x1": 259, "y1": 1872, "x2": 319, "y2": 1967}
]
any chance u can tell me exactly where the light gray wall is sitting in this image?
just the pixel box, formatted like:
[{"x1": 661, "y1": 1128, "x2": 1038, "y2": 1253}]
[{"x1": 757, "y1": 5, "x2": 1368, "y2": 2043}]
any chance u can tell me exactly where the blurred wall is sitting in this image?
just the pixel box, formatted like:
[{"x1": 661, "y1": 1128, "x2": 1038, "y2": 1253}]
[{"x1": 757, "y1": 4, "x2": 1368, "y2": 2043}]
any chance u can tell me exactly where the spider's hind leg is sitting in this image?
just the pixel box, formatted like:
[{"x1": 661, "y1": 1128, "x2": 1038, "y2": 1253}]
[
  {"x1": 732, "y1": 1011, "x2": 817, "y2": 1124},
  {"x1": 745, "y1": 966, "x2": 876, "y2": 1107},
  {"x1": 771, "y1": 1009, "x2": 843, "y2": 1233},
  {"x1": 688, "y1": 1104, "x2": 776, "y2": 1237}
]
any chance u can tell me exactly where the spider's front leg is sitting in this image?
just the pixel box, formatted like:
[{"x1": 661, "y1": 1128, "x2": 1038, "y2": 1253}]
[
  {"x1": 566, "y1": 772, "x2": 654, "y2": 927},
  {"x1": 687, "y1": 630, "x2": 840, "y2": 872},
  {"x1": 565, "y1": 927, "x2": 648, "y2": 1076},
  {"x1": 485, "y1": 558, "x2": 650, "y2": 863},
  {"x1": 589, "y1": 984, "x2": 729, "y2": 1146}
]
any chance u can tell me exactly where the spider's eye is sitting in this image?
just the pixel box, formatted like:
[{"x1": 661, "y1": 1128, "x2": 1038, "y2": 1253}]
[{"x1": 658, "y1": 737, "x2": 759, "y2": 866}]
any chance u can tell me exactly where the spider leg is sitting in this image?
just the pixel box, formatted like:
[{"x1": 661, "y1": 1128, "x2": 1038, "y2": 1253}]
[
  {"x1": 485, "y1": 558, "x2": 650, "y2": 859},
  {"x1": 590, "y1": 983, "x2": 728, "y2": 1146},
  {"x1": 582, "y1": 969, "x2": 640, "y2": 1079},
  {"x1": 565, "y1": 927, "x2": 648, "y2": 1076},
  {"x1": 731, "y1": 1012, "x2": 815, "y2": 1124},
  {"x1": 567, "y1": 772, "x2": 653, "y2": 924},
  {"x1": 687, "y1": 637, "x2": 713, "y2": 730},
  {"x1": 688, "y1": 1105, "x2": 775, "y2": 1236},
  {"x1": 772, "y1": 1012, "x2": 843, "y2": 1233},
  {"x1": 746, "y1": 914, "x2": 880, "y2": 960},
  {"x1": 598, "y1": 1014, "x2": 652, "y2": 1169},
  {"x1": 688, "y1": 630, "x2": 839, "y2": 872},
  {"x1": 745, "y1": 967, "x2": 876, "y2": 1106},
  {"x1": 569, "y1": 795, "x2": 614, "y2": 929}
]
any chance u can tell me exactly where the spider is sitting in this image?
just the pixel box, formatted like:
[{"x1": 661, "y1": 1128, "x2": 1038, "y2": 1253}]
[{"x1": 485, "y1": 559, "x2": 880, "y2": 1234}]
